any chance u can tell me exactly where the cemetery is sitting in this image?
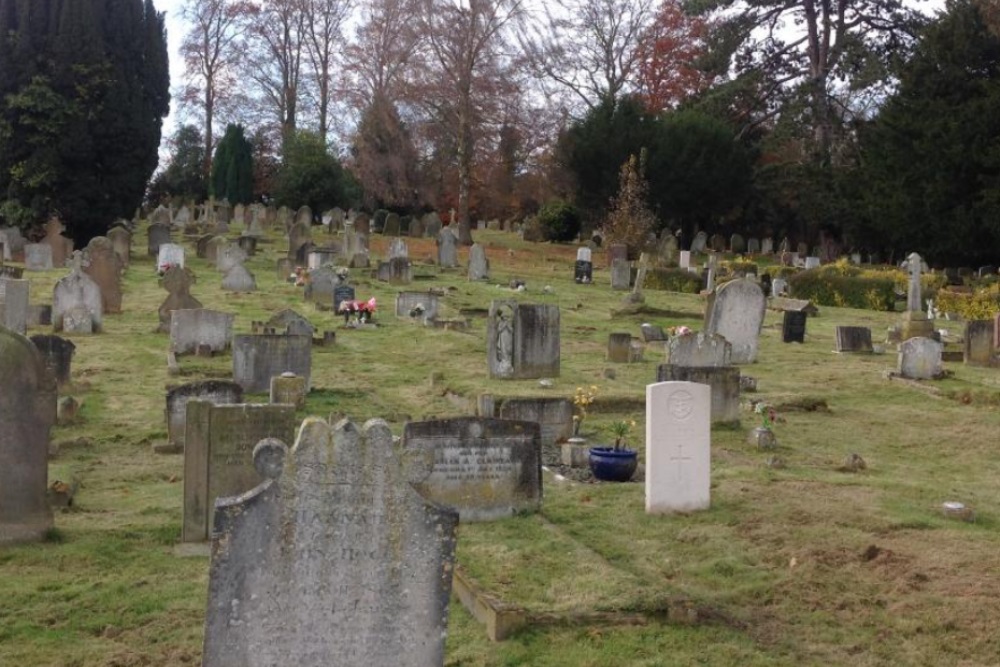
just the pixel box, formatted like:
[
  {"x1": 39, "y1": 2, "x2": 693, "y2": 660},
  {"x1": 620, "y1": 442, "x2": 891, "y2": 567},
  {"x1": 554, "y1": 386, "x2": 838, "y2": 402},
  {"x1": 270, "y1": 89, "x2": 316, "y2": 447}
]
[{"x1": 2, "y1": 215, "x2": 1000, "y2": 666}]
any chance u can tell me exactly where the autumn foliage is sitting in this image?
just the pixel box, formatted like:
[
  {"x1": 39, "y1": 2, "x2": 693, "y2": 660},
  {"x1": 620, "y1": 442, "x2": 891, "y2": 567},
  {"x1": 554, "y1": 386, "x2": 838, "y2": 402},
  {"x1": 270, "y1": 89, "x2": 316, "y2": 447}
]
[{"x1": 636, "y1": 0, "x2": 715, "y2": 112}]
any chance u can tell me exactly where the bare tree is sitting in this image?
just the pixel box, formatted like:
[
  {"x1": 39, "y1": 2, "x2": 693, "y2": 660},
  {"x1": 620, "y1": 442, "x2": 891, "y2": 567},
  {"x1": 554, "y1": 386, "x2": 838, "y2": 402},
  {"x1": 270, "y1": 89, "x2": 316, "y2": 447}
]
[
  {"x1": 301, "y1": 0, "x2": 354, "y2": 142},
  {"x1": 518, "y1": 0, "x2": 655, "y2": 114},
  {"x1": 346, "y1": 0, "x2": 423, "y2": 106},
  {"x1": 416, "y1": 0, "x2": 524, "y2": 244},
  {"x1": 180, "y1": 0, "x2": 247, "y2": 178}
]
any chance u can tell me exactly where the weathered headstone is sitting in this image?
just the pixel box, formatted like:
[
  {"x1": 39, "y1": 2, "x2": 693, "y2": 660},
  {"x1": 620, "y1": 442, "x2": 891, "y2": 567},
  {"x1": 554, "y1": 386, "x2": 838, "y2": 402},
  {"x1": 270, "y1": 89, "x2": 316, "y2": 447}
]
[
  {"x1": 964, "y1": 319, "x2": 995, "y2": 366},
  {"x1": 384, "y1": 212, "x2": 401, "y2": 236},
  {"x1": 216, "y1": 244, "x2": 247, "y2": 274},
  {"x1": 0, "y1": 278, "x2": 29, "y2": 335},
  {"x1": 497, "y1": 397, "x2": 574, "y2": 446},
  {"x1": 804, "y1": 256, "x2": 821, "y2": 270},
  {"x1": 610, "y1": 257, "x2": 630, "y2": 290},
  {"x1": 83, "y1": 237, "x2": 123, "y2": 314},
  {"x1": 640, "y1": 323, "x2": 667, "y2": 342},
  {"x1": 24, "y1": 244, "x2": 53, "y2": 271},
  {"x1": 408, "y1": 216, "x2": 425, "y2": 238},
  {"x1": 395, "y1": 292, "x2": 440, "y2": 321},
  {"x1": 158, "y1": 267, "x2": 202, "y2": 333},
  {"x1": 266, "y1": 309, "x2": 315, "y2": 337},
  {"x1": 835, "y1": 326, "x2": 873, "y2": 353},
  {"x1": 405, "y1": 417, "x2": 542, "y2": 521},
  {"x1": 288, "y1": 221, "x2": 312, "y2": 260},
  {"x1": 656, "y1": 365, "x2": 740, "y2": 425},
  {"x1": 901, "y1": 252, "x2": 935, "y2": 340},
  {"x1": 607, "y1": 332, "x2": 633, "y2": 363},
  {"x1": 305, "y1": 266, "x2": 337, "y2": 309},
  {"x1": 575, "y1": 247, "x2": 593, "y2": 283},
  {"x1": 771, "y1": 277, "x2": 789, "y2": 297},
  {"x1": 388, "y1": 237, "x2": 408, "y2": 259},
  {"x1": 354, "y1": 212, "x2": 371, "y2": 235},
  {"x1": 42, "y1": 217, "x2": 73, "y2": 267},
  {"x1": 157, "y1": 243, "x2": 185, "y2": 272},
  {"x1": 730, "y1": 234, "x2": 746, "y2": 254},
  {"x1": 182, "y1": 402, "x2": 295, "y2": 542},
  {"x1": 645, "y1": 381, "x2": 711, "y2": 513},
  {"x1": 165, "y1": 381, "x2": 243, "y2": 451},
  {"x1": 678, "y1": 250, "x2": 692, "y2": 270},
  {"x1": 437, "y1": 227, "x2": 458, "y2": 268},
  {"x1": 782, "y1": 311, "x2": 807, "y2": 343},
  {"x1": 201, "y1": 418, "x2": 458, "y2": 666},
  {"x1": 690, "y1": 232, "x2": 708, "y2": 253},
  {"x1": 148, "y1": 222, "x2": 172, "y2": 256},
  {"x1": 468, "y1": 243, "x2": 489, "y2": 280},
  {"x1": 487, "y1": 300, "x2": 560, "y2": 379},
  {"x1": 703, "y1": 278, "x2": 766, "y2": 363},
  {"x1": 232, "y1": 334, "x2": 312, "y2": 393},
  {"x1": 747, "y1": 238, "x2": 760, "y2": 255},
  {"x1": 0, "y1": 328, "x2": 56, "y2": 545},
  {"x1": 377, "y1": 257, "x2": 412, "y2": 285},
  {"x1": 170, "y1": 309, "x2": 235, "y2": 355},
  {"x1": 667, "y1": 332, "x2": 732, "y2": 367},
  {"x1": 106, "y1": 226, "x2": 131, "y2": 267},
  {"x1": 423, "y1": 212, "x2": 442, "y2": 237},
  {"x1": 29, "y1": 335, "x2": 75, "y2": 386},
  {"x1": 52, "y1": 268, "x2": 103, "y2": 333},
  {"x1": 221, "y1": 264, "x2": 257, "y2": 292},
  {"x1": 898, "y1": 337, "x2": 943, "y2": 380}
]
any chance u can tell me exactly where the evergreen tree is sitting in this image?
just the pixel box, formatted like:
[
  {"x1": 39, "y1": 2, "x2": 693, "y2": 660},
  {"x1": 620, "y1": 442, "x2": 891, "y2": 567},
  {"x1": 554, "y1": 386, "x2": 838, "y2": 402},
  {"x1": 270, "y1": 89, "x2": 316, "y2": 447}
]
[
  {"x1": 273, "y1": 130, "x2": 354, "y2": 213},
  {"x1": 211, "y1": 124, "x2": 254, "y2": 204}
]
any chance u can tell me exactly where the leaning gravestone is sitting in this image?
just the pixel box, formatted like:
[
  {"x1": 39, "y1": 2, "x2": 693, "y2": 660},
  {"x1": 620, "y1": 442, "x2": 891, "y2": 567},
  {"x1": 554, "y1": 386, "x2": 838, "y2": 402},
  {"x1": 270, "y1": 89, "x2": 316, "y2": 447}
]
[
  {"x1": 0, "y1": 328, "x2": 57, "y2": 545},
  {"x1": 232, "y1": 334, "x2": 312, "y2": 393},
  {"x1": 667, "y1": 332, "x2": 731, "y2": 367},
  {"x1": 487, "y1": 300, "x2": 560, "y2": 379},
  {"x1": 497, "y1": 397, "x2": 573, "y2": 445},
  {"x1": 898, "y1": 337, "x2": 943, "y2": 380},
  {"x1": 24, "y1": 244, "x2": 53, "y2": 271},
  {"x1": 468, "y1": 243, "x2": 489, "y2": 280},
  {"x1": 182, "y1": 402, "x2": 295, "y2": 543},
  {"x1": 0, "y1": 277, "x2": 29, "y2": 335},
  {"x1": 52, "y1": 267, "x2": 103, "y2": 333},
  {"x1": 158, "y1": 267, "x2": 202, "y2": 333},
  {"x1": 165, "y1": 381, "x2": 243, "y2": 452},
  {"x1": 83, "y1": 237, "x2": 123, "y2": 314},
  {"x1": 964, "y1": 319, "x2": 995, "y2": 366},
  {"x1": 437, "y1": 227, "x2": 458, "y2": 268},
  {"x1": 170, "y1": 309, "x2": 235, "y2": 355},
  {"x1": 29, "y1": 335, "x2": 75, "y2": 386},
  {"x1": 201, "y1": 419, "x2": 459, "y2": 666},
  {"x1": 704, "y1": 278, "x2": 766, "y2": 364},
  {"x1": 404, "y1": 417, "x2": 542, "y2": 522},
  {"x1": 645, "y1": 381, "x2": 711, "y2": 514},
  {"x1": 835, "y1": 326, "x2": 873, "y2": 353}
]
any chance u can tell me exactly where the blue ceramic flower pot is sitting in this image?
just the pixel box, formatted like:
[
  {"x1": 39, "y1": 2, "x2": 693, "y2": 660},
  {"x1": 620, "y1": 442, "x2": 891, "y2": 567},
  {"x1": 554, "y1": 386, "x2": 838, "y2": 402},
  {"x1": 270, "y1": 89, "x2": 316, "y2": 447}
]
[{"x1": 588, "y1": 447, "x2": 638, "y2": 482}]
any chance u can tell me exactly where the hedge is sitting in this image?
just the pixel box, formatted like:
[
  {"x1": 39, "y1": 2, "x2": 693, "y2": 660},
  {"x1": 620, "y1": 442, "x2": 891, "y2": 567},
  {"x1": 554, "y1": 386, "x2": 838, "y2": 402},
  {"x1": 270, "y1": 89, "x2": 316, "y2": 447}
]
[{"x1": 644, "y1": 268, "x2": 703, "y2": 293}]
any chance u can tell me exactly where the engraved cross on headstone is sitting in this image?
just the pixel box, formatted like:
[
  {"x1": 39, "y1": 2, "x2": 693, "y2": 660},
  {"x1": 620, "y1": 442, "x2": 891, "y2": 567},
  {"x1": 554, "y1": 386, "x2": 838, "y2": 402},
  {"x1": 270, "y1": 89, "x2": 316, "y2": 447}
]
[{"x1": 669, "y1": 443, "x2": 692, "y2": 481}]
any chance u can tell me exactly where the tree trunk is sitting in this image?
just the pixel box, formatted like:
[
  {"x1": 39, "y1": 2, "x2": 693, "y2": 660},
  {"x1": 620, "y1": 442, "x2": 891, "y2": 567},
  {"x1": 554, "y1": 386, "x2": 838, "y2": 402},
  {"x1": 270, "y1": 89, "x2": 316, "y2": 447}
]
[
  {"x1": 456, "y1": 96, "x2": 474, "y2": 245},
  {"x1": 204, "y1": 85, "x2": 214, "y2": 180}
]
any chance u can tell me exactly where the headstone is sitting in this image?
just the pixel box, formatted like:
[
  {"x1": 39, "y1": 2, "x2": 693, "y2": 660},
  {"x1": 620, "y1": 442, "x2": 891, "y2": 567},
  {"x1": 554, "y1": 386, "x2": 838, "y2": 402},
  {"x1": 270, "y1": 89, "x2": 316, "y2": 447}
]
[
  {"x1": 0, "y1": 329, "x2": 56, "y2": 545},
  {"x1": 387, "y1": 237, "x2": 408, "y2": 259},
  {"x1": 708, "y1": 234, "x2": 725, "y2": 252},
  {"x1": 607, "y1": 332, "x2": 633, "y2": 363},
  {"x1": 107, "y1": 226, "x2": 131, "y2": 267},
  {"x1": 232, "y1": 334, "x2": 312, "y2": 393},
  {"x1": 266, "y1": 309, "x2": 315, "y2": 337},
  {"x1": 174, "y1": 205, "x2": 192, "y2": 228},
  {"x1": 182, "y1": 402, "x2": 296, "y2": 542},
  {"x1": 165, "y1": 381, "x2": 243, "y2": 451},
  {"x1": 333, "y1": 284, "x2": 356, "y2": 314},
  {"x1": 395, "y1": 292, "x2": 440, "y2": 321},
  {"x1": 383, "y1": 212, "x2": 401, "y2": 236},
  {"x1": 205, "y1": 236, "x2": 229, "y2": 264},
  {"x1": 747, "y1": 238, "x2": 760, "y2": 254},
  {"x1": 236, "y1": 235, "x2": 257, "y2": 257},
  {"x1": 294, "y1": 205, "x2": 312, "y2": 227},
  {"x1": 771, "y1": 277, "x2": 788, "y2": 297},
  {"x1": 157, "y1": 243, "x2": 185, "y2": 272},
  {"x1": 607, "y1": 243, "x2": 628, "y2": 267},
  {"x1": 0, "y1": 278, "x2": 29, "y2": 335},
  {"x1": 666, "y1": 332, "x2": 731, "y2": 367},
  {"x1": 782, "y1": 311, "x2": 807, "y2": 343},
  {"x1": 497, "y1": 397, "x2": 574, "y2": 445},
  {"x1": 656, "y1": 365, "x2": 740, "y2": 425},
  {"x1": 377, "y1": 258, "x2": 412, "y2": 284},
  {"x1": 964, "y1": 320, "x2": 995, "y2": 366},
  {"x1": 354, "y1": 212, "x2": 371, "y2": 235},
  {"x1": 730, "y1": 234, "x2": 745, "y2": 254},
  {"x1": 423, "y1": 212, "x2": 442, "y2": 238},
  {"x1": 678, "y1": 250, "x2": 692, "y2": 270},
  {"x1": 148, "y1": 222, "x2": 172, "y2": 256},
  {"x1": 305, "y1": 267, "x2": 338, "y2": 309},
  {"x1": 690, "y1": 231, "x2": 708, "y2": 253},
  {"x1": 0, "y1": 226, "x2": 25, "y2": 258},
  {"x1": 796, "y1": 241, "x2": 808, "y2": 256},
  {"x1": 196, "y1": 234, "x2": 214, "y2": 259},
  {"x1": 221, "y1": 264, "x2": 257, "y2": 292},
  {"x1": 217, "y1": 244, "x2": 247, "y2": 274},
  {"x1": 610, "y1": 257, "x2": 630, "y2": 290},
  {"x1": 468, "y1": 243, "x2": 489, "y2": 280},
  {"x1": 835, "y1": 326, "x2": 873, "y2": 353},
  {"x1": 288, "y1": 221, "x2": 312, "y2": 260},
  {"x1": 52, "y1": 268, "x2": 103, "y2": 333},
  {"x1": 24, "y1": 244, "x2": 53, "y2": 271},
  {"x1": 645, "y1": 381, "x2": 711, "y2": 513},
  {"x1": 575, "y1": 247, "x2": 593, "y2": 283},
  {"x1": 42, "y1": 217, "x2": 73, "y2": 267},
  {"x1": 269, "y1": 372, "x2": 307, "y2": 409},
  {"x1": 978, "y1": 265, "x2": 997, "y2": 278},
  {"x1": 898, "y1": 337, "x2": 943, "y2": 380},
  {"x1": 201, "y1": 418, "x2": 458, "y2": 666},
  {"x1": 83, "y1": 237, "x2": 123, "y2": 314},
  {"x1": 149, "y1": 204, "x2": 171, "y2": 226},
  {"x1": 804, "y1": 256, "x2": 821, "y2": 270},
  {"x1": 658, "y1": 234, "x2": 679, "y2": 264},
  {"x1": 703, "y1": 278, "x2": 766, "y2": 363},
  {"x1": 437, "y1": 227, "x2": 458, "y2": 268},
  {"x1": 487, "y1": 300, "x2": 560, "y2": 379},
  {"x1": 404, "y1": 417, "x2": 542, "y2": 522},
  {"x1": 158, "y1": 267, "x2": 202, "y2": 333},
  {"x1": 408, "y1": 217, "x2": 425, "y2": 238},
  {"x1": 29, "y1": 335, "x2": 75, "y2": 386},
  {"x1": 170, "y1": 309, "x2": 235, "y2": 355}
]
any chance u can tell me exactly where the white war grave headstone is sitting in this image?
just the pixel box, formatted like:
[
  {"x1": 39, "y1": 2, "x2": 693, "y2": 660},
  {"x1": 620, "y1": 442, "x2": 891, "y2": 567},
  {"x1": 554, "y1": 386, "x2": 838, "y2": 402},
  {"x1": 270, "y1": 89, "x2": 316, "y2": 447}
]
[
  {"x1": 201, "y1": 418, "x2": 459, "y2": 667},
  {"x1": 645, "y1": 381, "x2": 711, "y2": 514}
]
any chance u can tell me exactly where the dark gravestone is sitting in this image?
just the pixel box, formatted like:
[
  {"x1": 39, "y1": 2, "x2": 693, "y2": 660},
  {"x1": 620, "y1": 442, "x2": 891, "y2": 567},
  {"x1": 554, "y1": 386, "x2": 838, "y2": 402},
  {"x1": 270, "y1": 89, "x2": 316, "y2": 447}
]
[
  {"x1": 656, "y1": 364, "x2": 741, "y2": 425},
  {"x1": 29, "y1": 335, "x2": 76, "y2": 386},
  {"x1": 148, "y1": 222, "x2": 171, "y2": 256},
  {"x1": 487, "y1": 300, "x2": 560, "y2": 379},
  {"x1": 782, "y1": 311, "x2": 807, "y2": 343},
  {"x1": 333, "y1": 284, "x2": 356, "y2": 313},
  {"x1": 202, "y1": 419, "x2": 458, "y2": 666},
  {"x1": 404, "y1": 417, "x2": 542, "y2": 521},
  {"x1": 165, "y1": 381, "x2": 244, "y2": 452},
  {"x1": 835, "y1": 326, "x2": 873, "y2": 353},
  {"x1": 964, "y1": 319, "x2": 995, "y2": 366},
  {"x1": 640, "y1": 324, "x2": 667, "y2": 342},
  {"x1": 182, "y1": 402, "x2": 295, "y2": 543},
  {"x1": 0, "y1": 329, "x2": 56, "y2": 545},
  {"x1": 574, "y1": 260, "x2": 593, "y2": 284},
  {"x1": 607, "y1": 332, "x2": 633, "y2": 362},
  {"x1": 232, "y1": 334, "x2": 312, "y2": 393}
]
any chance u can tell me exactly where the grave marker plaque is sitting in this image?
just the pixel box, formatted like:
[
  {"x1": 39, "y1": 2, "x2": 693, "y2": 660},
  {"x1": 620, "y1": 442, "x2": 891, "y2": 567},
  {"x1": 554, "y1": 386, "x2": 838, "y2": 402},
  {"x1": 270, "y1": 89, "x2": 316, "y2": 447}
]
[{"x1": 835, "y1": 326, "x2": 873, "y2": 353}]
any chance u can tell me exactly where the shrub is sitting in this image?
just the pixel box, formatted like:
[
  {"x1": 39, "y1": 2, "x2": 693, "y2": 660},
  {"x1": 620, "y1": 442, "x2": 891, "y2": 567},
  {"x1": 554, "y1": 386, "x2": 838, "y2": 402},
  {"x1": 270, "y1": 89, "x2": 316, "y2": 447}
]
[
  {"x1": 644, "y1": 268, "x2": 702, "y2": 293},
  {"x1": 788, "y1": 268, "x2": 897, "y2": 311},
  {"x1": 935, "y1": 284, "x2": 1000, "y2": 320},
  {"x1": 535, "y1": 199, "x2": 581, "y2": 243}
]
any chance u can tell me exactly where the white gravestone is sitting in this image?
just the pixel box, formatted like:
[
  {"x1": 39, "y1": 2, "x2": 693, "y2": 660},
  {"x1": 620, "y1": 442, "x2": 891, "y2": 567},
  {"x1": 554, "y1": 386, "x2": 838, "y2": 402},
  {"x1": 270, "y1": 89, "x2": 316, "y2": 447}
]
[
  {"x1": 645, "y1": 381, "x2": 711, "y2": 513},
  {"x1": 157, "y1": 243, "x2": 185, "y2": 272}
]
